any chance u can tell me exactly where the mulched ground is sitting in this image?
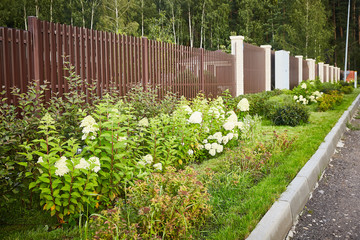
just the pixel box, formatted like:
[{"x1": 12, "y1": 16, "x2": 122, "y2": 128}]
[{"x1": 289, "y1": 110, "x2": 360, "y2": 240}]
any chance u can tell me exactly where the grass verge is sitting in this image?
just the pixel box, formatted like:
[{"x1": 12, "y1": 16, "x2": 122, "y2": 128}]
[{"x1": 194, "y1": 89, "x2": 360, "y2": 239}]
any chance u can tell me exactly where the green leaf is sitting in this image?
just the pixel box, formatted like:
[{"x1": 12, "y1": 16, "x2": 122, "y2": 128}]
[
  {"x1": 16, "y1": 162, "x2": 28, "y2": 167},
  {"x1": 29, "y1": 182, "x2": 37, "y2": 190},
  {"x1": 39, "y1": 176, "x2": 50, "y2": 183}
]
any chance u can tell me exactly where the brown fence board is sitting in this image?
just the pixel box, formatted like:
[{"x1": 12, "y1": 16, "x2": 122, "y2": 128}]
[
  {"x1": 289, "y1": 56, "x2": 298, "y2": 89},
  {"x1": 302, "y1": 59, "x2": 309, "y2": 81},
  {"x1": 243, "y1": 43, "x2": 265, "y2": 94}
]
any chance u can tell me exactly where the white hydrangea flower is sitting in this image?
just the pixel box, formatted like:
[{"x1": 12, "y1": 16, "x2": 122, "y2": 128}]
[
  {"x1": 89, "y1": 156, "x2": 101, "y2": 173},
  {"x1": 138, "y1": 117, "x2": 149, "y2": 127},
  {"x1": 205, "y1": 143, "x2": 212, "y2": 150},
  {"x1": 37, "y1": 156, "x2": 43, "y2": 163},
  {"x1": 153, "y1": 163, "x2": 162, "y2": 171},
  {"x1": 182, "y1": 105, "x2": 193, "y2": 114},
  {"x1": 301, "y1": 83, "x2": 307, "y2": 89},
  {"x1": 227, "y1": 132, "x2": 234, "y2": 140},
  {"x1": 75, "y1": 158, "x2": 90, "y2": 170},
  {"x1": 55, "y1": 156, "x2": 70, "y2": 177},
  {"x1": 299, "y1": 95, "x2": 304, "y2": 100},
  {"x1": 188, "y1": 111, "x2": 202, "y2": 124},
  {"x1": 234, "y1": 133, "x2": 239, "y2": 139},
  {"x1": 143, "y1": 154, "x2": 153, "y2": 164},
  {"x1": 198, "y1": 144, "x2": 204, "y2": 150},
  {"x1": 294, "y1": 95, "x2": 298, "y2": 100},
  {"x1": 223, "y1": 121, "x2": 236, "y2": 131},
  {"x1": 209, "y1": 149, "x2": 216, "y2": 156},
  {"x1": 203, "y1": 139, "x2": 208, "y2": 144},
  {"x1": 213, "y1": 132, "x2": 222, "y2": 140},
  {"x1": 208, "y1": 106, "x2": 221, "y2": 119},
  {"x1": 204, "y1": 127, "x2": 210, "y2": 133},
  {"x1": 236, "y1": 121, "x2": 245, "y2": 130},
  {"x1": 216, "y1": 144, "x2": 223, "y2": 153},
  {"x1": 222, "y1": 135, "x2": 229, "y2": 145},
  {"x1": 137, "y1": 160, "x2": 146, "y2": 166},
  {"x1": 227, "y1": 111, "x2": 238, "y2": 123},
  {"x1": 188, "y1": 149, "x2": 194, "y2": 155},
  {"x1": 80, "y1": 115, "x2": 99, "y2": 140},
  {"x1": 211, "y1": 142, "x2": 219, "y2": 149},
  {"x1": 237, "y1": 98, "x2": 250, "y2": 112}
]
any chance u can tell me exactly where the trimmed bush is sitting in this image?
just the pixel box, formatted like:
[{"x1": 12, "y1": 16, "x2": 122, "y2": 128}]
[
  {"x1": 269, "y1": 102, "x2": 309, "y2": 126},
  {"x1": 341, "y1": 85, "x2": 354, "y2": 94},
  {"x1": 317, "y1": 90, "x2": 344, "y2": 112}
]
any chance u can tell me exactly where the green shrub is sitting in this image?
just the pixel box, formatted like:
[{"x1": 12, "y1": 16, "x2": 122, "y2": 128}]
[
  {"x1": 223, "y1": 89, "x2": 282, "y2": 116},
  {"x1": 89, "y1": 167, "x2": 211, "y2": 239},
  {"x1": 318, "y1": 82, "x2": 341, "y2": 94},
  {"x1": 340, "y1": 85, "x2": 354, "y2": 94},
  {"x1": 317, "y1": 91, "x2": 344, "y2": 112},
  {"x1": 263, "y1": 94, "x2": 293, "y2": 119},
  {"x1": 269, "y1": 102, "x2": 309, "y2": 126}
]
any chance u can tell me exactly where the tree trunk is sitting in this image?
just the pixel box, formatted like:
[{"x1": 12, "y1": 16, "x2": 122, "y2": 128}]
[
  {"x1": 35, "y1": 0, "x2": 39, "y2": 17},
  {"x1": 24, "y1": 4, "x2": 27, "y2": 30},
  {"x1": 188, "y1": 4, "x2": 193, "y2": 48},
  {"x1": 50, "y1": 0, "x2": 53, "y2": 22},
  {"x1": 80, "y1": 0, "x2": 85, "y2": 28},
  {"x1": 141, "y1": 0, "x2": 144, "y2": 36},
  {"x1": 200, "y1": 0, "x2": 206, "y2": 48},
  {"x1": 170, "y1": 1, "x2": 176, "y2": 44}
]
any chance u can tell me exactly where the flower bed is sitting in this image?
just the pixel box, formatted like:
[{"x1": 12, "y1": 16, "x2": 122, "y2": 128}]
[{"x1": 1, "y1": 68, "x2": 358, "y2": 239}]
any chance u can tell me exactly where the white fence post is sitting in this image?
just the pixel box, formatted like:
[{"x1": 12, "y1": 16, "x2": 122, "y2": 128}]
[
  {"x1": 230, "y1": 36, "x2": 244, "y2": 96},
  {"x1": 306, "y1": 58, "x2": 315, "y2": 80},
  {"x1": 318, "y1": 62, "x2": 324, "y2": 82},
  {"x1": 275, "y1": 50, "x2": 290, "y2": 89},
  {"x1": 324, "y1": 64, "x2": 329, "y2": 82},
  {"x1": 295, "y1": 55, "x2": 303, "y2": 84},
  {"x1": 261, "y1": 45, "x2": 272, "y2": 91},
  {"x1": 329, "y1": 66, "x2": 334, "y2": 82}
]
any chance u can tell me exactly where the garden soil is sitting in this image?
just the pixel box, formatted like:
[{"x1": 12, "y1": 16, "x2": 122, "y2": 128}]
[{"x1": 289, "y1": 109, "x2": 360, "y2": 240}]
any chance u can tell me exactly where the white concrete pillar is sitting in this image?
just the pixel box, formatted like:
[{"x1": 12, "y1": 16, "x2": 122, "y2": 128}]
[
  {"x1": 318, "y1": 62, "x2": 324, "y2": 82},
  {"x1": 295, "y1": 55, "x2": 303, "y2": 84},
  {"x1": 324, "y1": 64, "x2": 329, "y2": 82},
  {"x1": 275, "y1": 50, "x2": 290, "y2": 90},
  {"x1": 355, "y1": 71, "x2": 358, "y2": 88},
  {"x1": 329, "y1": 66, "x2": 334, "y2": 82},
  {"x1": 261, "y1": 45, "x2": 272, "y2": 91},
  {"x1": 306, "y1": 58, "x2": 316, "y2": 80},
  {"x1": 230, "y1": 36, "x2": 244, "y2": 96}
]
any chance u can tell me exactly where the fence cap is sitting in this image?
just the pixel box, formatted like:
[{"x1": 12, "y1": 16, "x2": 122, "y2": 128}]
[
  {"x1": 295, "y1": 55, "x2": 303, "y2": 59},
  {"x1": 230, "y1": 35, "x2": 244, "y2": 41},
  {"x1": 260, "y1": 45, "x2": 272, "y2": 49}
]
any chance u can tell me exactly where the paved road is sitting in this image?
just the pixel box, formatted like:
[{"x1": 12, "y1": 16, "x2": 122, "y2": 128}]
[{"x1": 290, "y1": 113, "x2": 360, "y2": 240}]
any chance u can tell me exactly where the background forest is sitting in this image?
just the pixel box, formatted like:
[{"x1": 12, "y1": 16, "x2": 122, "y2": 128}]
[{"x1": 0, "y1": 0, "x2": 359, "y2": 72}]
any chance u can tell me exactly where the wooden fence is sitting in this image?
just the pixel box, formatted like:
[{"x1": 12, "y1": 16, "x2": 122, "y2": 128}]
[{"x1": 0, "y1": 17, "x2": 236, "y2": 105}]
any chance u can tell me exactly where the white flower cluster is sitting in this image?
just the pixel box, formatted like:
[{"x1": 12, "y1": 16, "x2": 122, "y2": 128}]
[
  {"x1": 54, "y1": 156, "x2": 101, "y2": 177},
  {"x1": 138, "y1": 154, "x2": 162, "y2": 171},
  {"x1": 138, "y1": 117, "x2": 149, "y2": 127},
  {"x1": 80, "y1": 116, "x2": 99, "y2": 140},
  {"x1": 182, "y1": 105, "x2": 193, "y2": 114},
  {"x1": 294, "y1": 91, "x2": 323, "y2": 105},
  {"x1": 55, "y1": 156, "x2": 70, "y2": 176},
  {"x1": 204, "y1": 142, "x2": 224, "y2": 156},
  {"x1": 222, "y1": 111, "x2": 244, "y2": 131},
  {"x1": 294, "y1": 95, "x2": 308, "y2": 105},
  {"x1": 301, "y1": 83, "x2": 307, "y2": 89},
  {"x1": 89, "y1": 156, "x2": 101, "y2": 173},
  {"x1": 188, "y1": 111, "x2": 202, "y2": 124},
  {"x1": 237, "y1": 98, "x2": 250, "y2": 112}
]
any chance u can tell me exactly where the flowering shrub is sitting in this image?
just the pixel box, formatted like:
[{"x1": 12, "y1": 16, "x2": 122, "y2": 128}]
[
  {"x1": 292, "y1": 80, "x2": 322, "y2": 105},
  {"x1": 89, "y1": 167, "x2": 211, "y2": 239},
  {"x1": 21, "y1": 113, "x2": 100, "y2": 222}
]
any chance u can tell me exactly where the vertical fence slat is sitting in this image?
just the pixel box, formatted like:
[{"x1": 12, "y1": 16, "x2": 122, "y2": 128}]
[
  {"x1": 43, "y1": 22, "x2": 51, "y2": 101},
  {"x1": 49, "y1": 22, "x2": 56, "y2": 95}
]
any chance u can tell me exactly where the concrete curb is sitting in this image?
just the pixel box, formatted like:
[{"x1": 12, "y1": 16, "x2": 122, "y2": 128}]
[{"x1": 247, "y1": 94, "x2": 360, "y2": 240}]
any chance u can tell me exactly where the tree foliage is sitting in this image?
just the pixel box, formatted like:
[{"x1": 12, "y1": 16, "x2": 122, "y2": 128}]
[{"x1": 0, "y1": 0, "x2": 358, "y2": 68}]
